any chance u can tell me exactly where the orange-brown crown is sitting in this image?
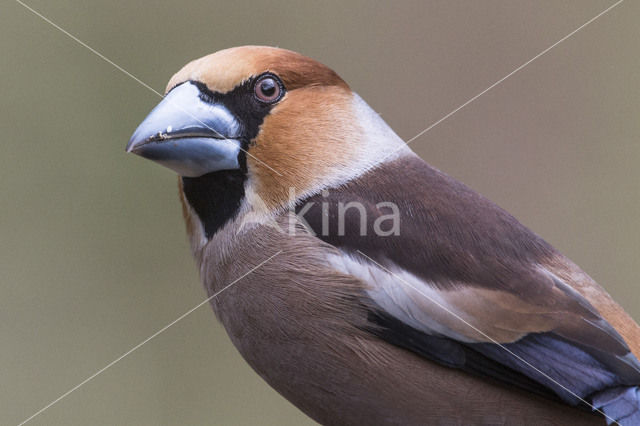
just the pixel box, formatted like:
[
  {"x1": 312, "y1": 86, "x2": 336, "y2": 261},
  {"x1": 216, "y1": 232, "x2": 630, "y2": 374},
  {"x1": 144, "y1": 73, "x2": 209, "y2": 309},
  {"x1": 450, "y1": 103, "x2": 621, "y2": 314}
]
[{"x1": 166, "y1": 46, "x2": 348, "y2": 95}]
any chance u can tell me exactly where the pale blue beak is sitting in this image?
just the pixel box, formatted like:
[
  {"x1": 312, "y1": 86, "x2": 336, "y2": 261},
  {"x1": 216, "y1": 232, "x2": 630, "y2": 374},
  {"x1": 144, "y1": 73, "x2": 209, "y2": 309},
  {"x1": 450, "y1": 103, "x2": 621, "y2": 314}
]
[{"x1": 127, "y1": 82, "x2": 243, "y2": 177}]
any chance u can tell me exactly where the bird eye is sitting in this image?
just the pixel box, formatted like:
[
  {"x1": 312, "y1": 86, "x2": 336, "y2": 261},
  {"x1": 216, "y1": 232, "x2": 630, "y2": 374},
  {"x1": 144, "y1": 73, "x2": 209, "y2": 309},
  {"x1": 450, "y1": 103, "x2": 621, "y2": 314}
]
[{"x1": 254, "y1": 75, "x2": 283, "y2": 104}]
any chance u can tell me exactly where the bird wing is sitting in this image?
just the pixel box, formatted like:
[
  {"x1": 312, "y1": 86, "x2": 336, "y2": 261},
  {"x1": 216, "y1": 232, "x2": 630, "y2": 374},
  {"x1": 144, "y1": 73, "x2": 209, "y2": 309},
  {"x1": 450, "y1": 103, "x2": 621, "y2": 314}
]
[{"x1": 296, "y1": 154, "x2": 640, "y2": 405}]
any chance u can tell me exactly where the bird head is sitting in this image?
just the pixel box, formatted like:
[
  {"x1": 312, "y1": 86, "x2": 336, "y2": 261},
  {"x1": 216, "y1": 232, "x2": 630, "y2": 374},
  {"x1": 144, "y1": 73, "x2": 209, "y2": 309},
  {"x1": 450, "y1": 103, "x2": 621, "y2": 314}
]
[{"x1": 128, "y1": 46, "x2": 407, "y2": 238}]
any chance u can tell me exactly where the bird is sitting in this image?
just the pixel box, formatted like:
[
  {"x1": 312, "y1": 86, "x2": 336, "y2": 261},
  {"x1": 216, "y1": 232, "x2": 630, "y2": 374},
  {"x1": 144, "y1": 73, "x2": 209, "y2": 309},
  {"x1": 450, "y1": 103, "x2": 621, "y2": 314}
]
[{"x1": 127, "y1": 46, "x2": 640, "y2": 425}]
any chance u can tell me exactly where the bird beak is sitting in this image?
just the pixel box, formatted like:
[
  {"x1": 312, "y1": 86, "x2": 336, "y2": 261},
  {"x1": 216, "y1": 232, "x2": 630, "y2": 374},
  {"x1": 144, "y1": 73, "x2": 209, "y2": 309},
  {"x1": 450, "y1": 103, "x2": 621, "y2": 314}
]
[{"x1": 126, "y1": 82, "x2": 243, "y2": 177}]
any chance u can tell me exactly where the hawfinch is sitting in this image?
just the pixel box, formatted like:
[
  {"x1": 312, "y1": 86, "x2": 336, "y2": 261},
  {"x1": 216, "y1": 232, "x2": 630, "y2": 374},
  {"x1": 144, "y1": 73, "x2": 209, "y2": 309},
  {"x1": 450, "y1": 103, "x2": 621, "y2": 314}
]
[{"x1": 127, "y1": 46, "x2": 640, "y2": 425}]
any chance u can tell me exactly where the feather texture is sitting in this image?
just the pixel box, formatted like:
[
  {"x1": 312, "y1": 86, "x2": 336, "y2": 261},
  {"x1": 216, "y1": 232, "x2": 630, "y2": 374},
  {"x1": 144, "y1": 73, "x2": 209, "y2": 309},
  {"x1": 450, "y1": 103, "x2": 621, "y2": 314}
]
[{"x1": 299, "y1": 154, "x2": 640, "y2": 423}]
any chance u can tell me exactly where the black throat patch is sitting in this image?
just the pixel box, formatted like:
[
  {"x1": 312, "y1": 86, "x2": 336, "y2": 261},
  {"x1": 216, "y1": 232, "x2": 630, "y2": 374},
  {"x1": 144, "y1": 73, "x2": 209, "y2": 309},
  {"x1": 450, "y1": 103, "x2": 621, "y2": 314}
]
[
  {"x1": 179, "y1": 78, "x2": 278, "y2": 238},
  {"x1": 181, "y1": 169, "x2": 247, "y2": 239}
]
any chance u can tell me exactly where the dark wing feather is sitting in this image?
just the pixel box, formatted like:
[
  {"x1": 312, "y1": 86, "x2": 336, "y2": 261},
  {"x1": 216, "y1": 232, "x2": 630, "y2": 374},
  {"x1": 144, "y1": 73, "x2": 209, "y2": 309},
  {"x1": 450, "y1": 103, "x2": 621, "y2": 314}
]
[
  {"x1": 366, "y1": 309, "x2": 563, "y2": 403},
  {"x1": 297, "y1": 155, "x2": 640, "y2": 407}
]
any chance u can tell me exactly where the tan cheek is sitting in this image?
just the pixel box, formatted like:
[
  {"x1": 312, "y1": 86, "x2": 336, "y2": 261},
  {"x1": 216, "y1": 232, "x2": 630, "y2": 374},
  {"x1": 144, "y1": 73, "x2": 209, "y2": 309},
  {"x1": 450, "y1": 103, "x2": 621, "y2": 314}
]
[{"x1": 247, "y1": 88, "x2": 358, "y2": 209}]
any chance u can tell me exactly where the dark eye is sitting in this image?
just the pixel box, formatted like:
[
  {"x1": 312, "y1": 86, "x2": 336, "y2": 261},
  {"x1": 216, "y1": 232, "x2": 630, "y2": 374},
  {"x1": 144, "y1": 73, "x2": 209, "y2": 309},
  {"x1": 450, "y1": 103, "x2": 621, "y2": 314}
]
[{"x1": 254, "y1": 75, "x2": 283, "y2": 103}]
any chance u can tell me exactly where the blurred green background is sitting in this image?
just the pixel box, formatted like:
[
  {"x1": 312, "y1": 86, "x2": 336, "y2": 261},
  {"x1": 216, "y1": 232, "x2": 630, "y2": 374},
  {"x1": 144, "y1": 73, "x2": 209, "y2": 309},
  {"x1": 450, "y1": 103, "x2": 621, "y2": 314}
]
[{"x1": 1, "y1": 1, "x2": 638, "y2": 424}]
